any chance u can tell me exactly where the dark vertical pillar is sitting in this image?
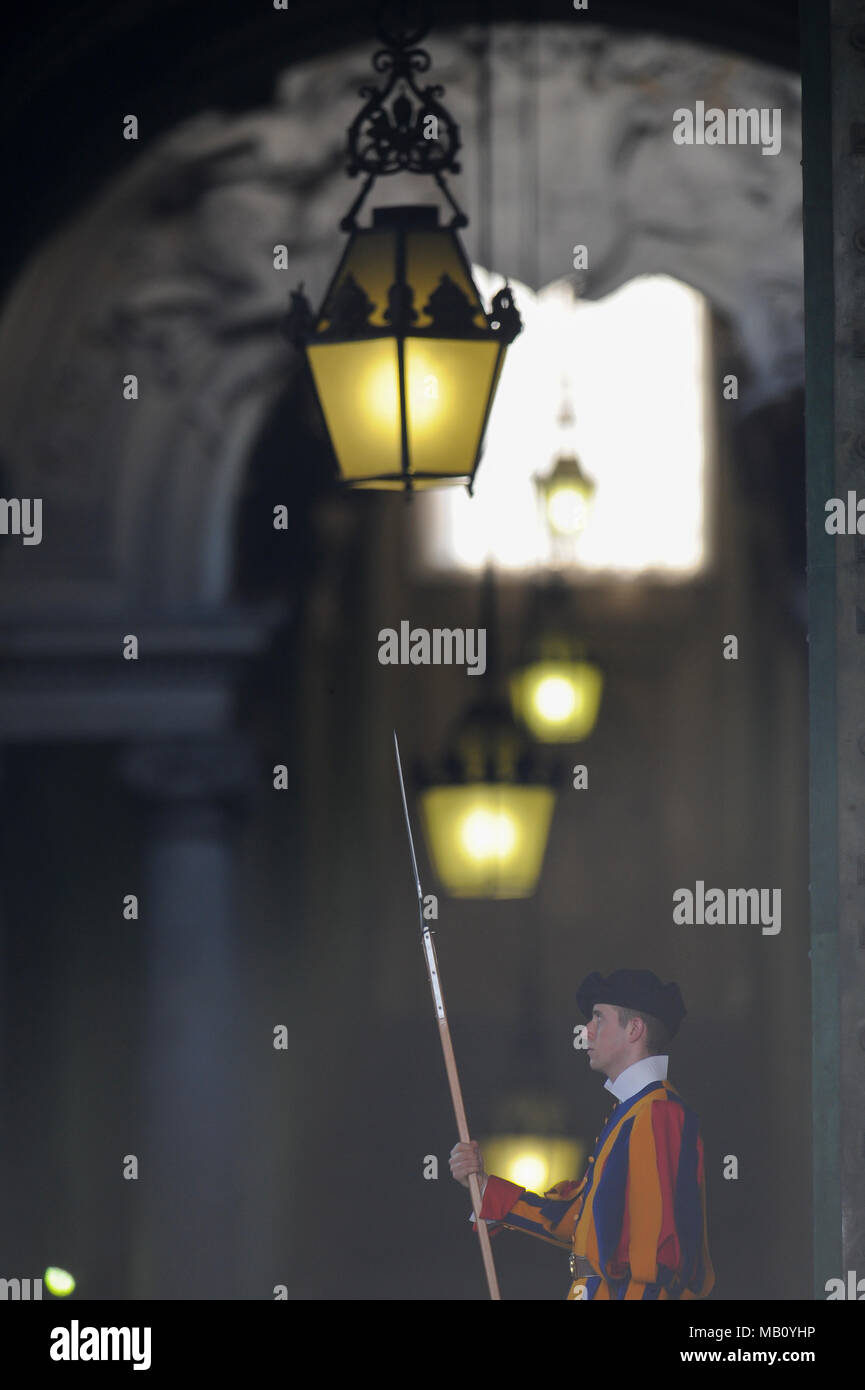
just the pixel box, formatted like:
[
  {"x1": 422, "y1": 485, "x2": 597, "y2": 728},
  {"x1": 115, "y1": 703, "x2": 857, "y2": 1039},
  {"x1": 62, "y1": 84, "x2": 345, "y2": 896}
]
[
  {"x1": 802, "y1": 0, "x2": 862, "y2": 1297},
  {"x1": 121, "y1": 736, "x2": 255, "y2": 1299},
  {"x1": 0, "y1": 751, "x2": 11, "y2": 1268},
  {"x1": 802, "y1": 0, "x2": 839, "y2": 1299},
  {"x1": 829, "y1": 0, "x2": 865, "y2": 1289}
]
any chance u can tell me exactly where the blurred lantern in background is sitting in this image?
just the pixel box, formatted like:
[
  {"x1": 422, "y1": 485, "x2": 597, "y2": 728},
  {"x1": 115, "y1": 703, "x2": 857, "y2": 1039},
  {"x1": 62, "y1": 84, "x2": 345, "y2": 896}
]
[
  {"x1": 534, "y1": 388, "x2": 596, "y2": 549},
  {"x1": 535, "y1": 452, "x2": 596, "y2": 538},
  {"x1": 483, "y1": 1130, "x2": 586, "y2": 1195},
  {"x1": 510, "y1": 639, "x2": 603, "y2": 743},
  {"x1": 283, "y1": 18, "x2": 522, "y2": 491},
  {"x1": 482, "y1": 1088, "x2": 586, "y2": 1202},
  {"x1": 416, "y1": 567, "x2": 558, "y2": 898},
  {"x1": 509, "y1": 579, "x2": 604, "y2": 743},
  {"x1": 480, "y1": 1005, "x2": 589, "y2": 1199},
  {"x1": 419, "y1": 697, "x2": 557, "y2": 898}
]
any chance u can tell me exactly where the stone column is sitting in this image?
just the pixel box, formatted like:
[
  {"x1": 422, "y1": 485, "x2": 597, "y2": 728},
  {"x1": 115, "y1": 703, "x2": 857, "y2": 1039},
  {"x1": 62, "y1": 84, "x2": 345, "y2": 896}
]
[
  {"x1": 803, "y1": 0, "x2": 865, "y2": 1296},
  {"x1": 120, "y1": 736, "x2": 256, "y2": 1299},
  {"x1": 830, "y1": 1, "x2": 865, "y2": 1293},
  {"x1": 0, "y1": 750, "x2": 10, "y2": 1268}
]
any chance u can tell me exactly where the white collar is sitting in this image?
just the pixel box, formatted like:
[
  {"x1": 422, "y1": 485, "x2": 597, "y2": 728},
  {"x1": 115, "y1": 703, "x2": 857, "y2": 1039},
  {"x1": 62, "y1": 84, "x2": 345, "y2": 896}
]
[{"x1": 604, "y1": 1055, "x2": 669, "y2": 1104}]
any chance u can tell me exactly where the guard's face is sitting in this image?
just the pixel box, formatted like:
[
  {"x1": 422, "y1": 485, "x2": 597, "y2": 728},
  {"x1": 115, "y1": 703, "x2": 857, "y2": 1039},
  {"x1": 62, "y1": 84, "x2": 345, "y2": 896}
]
[{"x1": 585, "y1": 1002, "x2": 629, "y2": 1075}]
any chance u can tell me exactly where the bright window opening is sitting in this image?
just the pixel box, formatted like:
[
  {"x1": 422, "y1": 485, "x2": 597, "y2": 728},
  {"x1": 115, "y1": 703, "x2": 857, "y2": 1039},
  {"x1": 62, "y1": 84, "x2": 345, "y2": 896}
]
[{"x1": 415, "y1": 272, "x2": 710, "y2": 577}]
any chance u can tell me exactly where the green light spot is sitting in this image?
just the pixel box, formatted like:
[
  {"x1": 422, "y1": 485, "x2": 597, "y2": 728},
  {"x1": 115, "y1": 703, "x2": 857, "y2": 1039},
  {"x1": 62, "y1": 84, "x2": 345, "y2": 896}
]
[{"x1": 44, "y1": 1267, "x2": 76, "y2": 1297}]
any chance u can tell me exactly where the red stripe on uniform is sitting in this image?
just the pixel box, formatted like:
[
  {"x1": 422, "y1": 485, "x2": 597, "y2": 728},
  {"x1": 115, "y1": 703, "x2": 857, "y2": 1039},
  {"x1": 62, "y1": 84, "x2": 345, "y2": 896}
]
[
  {"x1": 652, "y1": 1101, "x2": 684, "y2": 1273},
  {"x1": 478, "y1": 1175, "x2": 527, "y2": 1222}
]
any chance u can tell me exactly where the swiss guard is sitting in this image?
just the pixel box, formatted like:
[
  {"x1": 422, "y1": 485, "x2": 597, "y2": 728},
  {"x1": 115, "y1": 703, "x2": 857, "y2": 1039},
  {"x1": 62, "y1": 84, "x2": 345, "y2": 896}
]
[{"x1": 450, "y1": 969, "x2": 715, "y2": 1301}]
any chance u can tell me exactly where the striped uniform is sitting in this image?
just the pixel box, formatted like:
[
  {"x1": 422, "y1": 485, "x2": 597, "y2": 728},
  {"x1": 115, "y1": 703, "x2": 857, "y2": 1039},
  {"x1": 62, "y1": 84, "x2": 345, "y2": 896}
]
[{"x1": 476, "y1": 1079, "x2": 714, "y2": 1300}]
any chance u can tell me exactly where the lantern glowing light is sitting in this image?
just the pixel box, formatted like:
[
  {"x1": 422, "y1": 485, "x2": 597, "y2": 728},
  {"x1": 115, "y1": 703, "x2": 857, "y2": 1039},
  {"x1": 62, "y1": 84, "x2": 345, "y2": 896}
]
[
  {"x1": 534, "y1": 674, "x2": 578, "y2": 723},
  {"x1": 460, "y1": 805, "x2": 518, "y2": 860},
  {"x1": 536, "y1": 453, "x2": 596, "y2": 538},
  {"x1": 44, "y1": 1267, "x2": 76, "y2": 1297},
  {"x1": 511, "y1": 1151, "x2": 548, "y2": 1191},
  {"x1": 510, "y1": 658, "x2": 604, "y2": 743},
  {"x1": 481, "y1": 1135, "x2": 586, "y2": 1194},
  {"x1": 547, "y1": 482, "x2": 589, "y2": 536}
]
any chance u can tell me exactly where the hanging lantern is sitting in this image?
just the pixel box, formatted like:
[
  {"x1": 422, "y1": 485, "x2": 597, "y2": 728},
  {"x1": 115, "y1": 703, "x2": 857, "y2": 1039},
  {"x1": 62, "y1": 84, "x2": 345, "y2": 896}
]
[
  {"x1": 509, "y1": 581, "x2": 604, "y2": 743},
  {"x1": 510, "y1": 641, "x2": 604, "y2": 743},
  {"x1": 421, "y1": 783, "x2": 554, "y2": 899},
  {"x1": 534, "y1": 387, "x2": 596, "y2": 539},
  {"x1": 418, "y1": 697, "x2": 557, "y2": 899},
  {"x1": 282, "y1": 19, "x2": 522, "y2": 492}
]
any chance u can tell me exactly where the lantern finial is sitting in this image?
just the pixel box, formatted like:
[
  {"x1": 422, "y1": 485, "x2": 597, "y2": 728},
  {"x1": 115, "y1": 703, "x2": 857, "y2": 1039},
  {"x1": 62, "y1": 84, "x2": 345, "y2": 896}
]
[{"x1": 280, "y1": 283, "x2": 315, "y2": 347}]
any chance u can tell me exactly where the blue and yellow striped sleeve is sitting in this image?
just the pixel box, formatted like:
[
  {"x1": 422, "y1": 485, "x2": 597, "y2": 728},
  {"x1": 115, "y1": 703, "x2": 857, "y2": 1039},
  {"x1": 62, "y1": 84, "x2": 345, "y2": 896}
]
[{"x1": 474, "y1": 1174, "x2": 585, "y2": 1248}]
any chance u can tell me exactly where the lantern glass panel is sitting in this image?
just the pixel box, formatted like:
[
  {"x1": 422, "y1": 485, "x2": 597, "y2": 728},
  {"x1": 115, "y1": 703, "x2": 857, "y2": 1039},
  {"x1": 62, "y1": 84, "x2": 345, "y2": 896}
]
[
  {"x1": 318, "y1": 229, "x2": 395, "y2": 330},
  {"x1": 420, "y1": 782, "x2": 555, "y2": 898},
  {"x1": 307, "y1": 338, "x2": 402, "y2": 481},
  {"x1": 404, "y1": 338, "x2": 500, "y2": 482},
  {"x1": 406, "y1": 230, "x2": 487, "y2": 327}
]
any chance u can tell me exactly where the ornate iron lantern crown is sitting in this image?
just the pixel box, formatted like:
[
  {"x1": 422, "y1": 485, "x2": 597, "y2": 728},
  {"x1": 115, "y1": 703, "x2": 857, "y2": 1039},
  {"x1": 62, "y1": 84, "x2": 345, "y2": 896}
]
[{"x1": 340, "y1": 13, "x2": 467, "y2": 232}]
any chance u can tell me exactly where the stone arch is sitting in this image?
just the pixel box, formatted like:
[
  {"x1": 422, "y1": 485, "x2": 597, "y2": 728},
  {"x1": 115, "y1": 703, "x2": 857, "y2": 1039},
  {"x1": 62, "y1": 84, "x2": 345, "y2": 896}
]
[{"x1": 0, "y1": 23, "x2": 802, "y2": 610}]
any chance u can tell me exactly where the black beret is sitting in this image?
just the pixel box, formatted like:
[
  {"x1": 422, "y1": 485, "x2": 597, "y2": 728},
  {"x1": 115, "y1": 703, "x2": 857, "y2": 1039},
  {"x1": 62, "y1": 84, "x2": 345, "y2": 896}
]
[{"x1": 576, "y1": 969, "x2": 686, "y2": 1038}]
